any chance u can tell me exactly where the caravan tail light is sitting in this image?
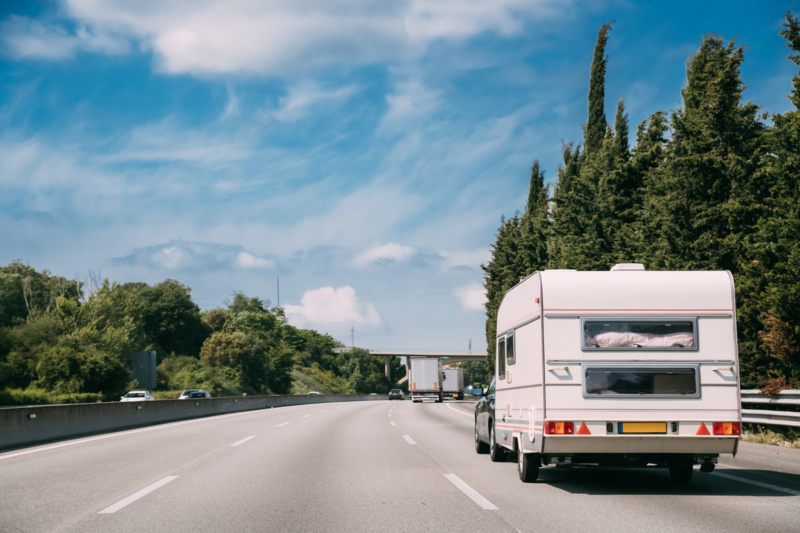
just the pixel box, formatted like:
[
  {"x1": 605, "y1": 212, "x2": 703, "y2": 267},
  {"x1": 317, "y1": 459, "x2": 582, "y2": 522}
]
[
  {"x1": 712, "y1": 422, "x2": 740, "y2": 435},
  {"x1": 544, "y1": 422, "x2": 574, "y2": 435}
]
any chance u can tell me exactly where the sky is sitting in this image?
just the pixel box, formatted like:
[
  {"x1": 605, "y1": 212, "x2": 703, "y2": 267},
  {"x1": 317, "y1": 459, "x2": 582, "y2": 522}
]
[{"x1": 1, "y1": 0, "x2": 799, "y2": 353}]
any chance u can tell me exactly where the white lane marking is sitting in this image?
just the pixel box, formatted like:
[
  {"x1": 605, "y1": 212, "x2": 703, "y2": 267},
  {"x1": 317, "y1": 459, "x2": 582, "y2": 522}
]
[
  {"x1": 303, "y1": 415, "x2": 312, "y2": 418},
  {"x1": 711, "y1": 471, "x2": 800, "y2": 496},
  {"x1": 0, "y1": 408, "x2": 273, "y2": 462},
  {"x1": 98, "y1": 476, "x2": 179, "y2": 514},
  {"x1": 444, "y1": 474, "x2": 498, "y2": 510},
  {"x1": 277, "y1": 422, "x2": 290, "y2": 427},
  {"x1": 390, "y1": 422, "x2": 397, "y2": 426},
  {"x1": 388, "y1": 414, "x2": 392, "y2": 417},
  {"x1": 231, "y1": 436, "x2": 255, "y2": 447},
  {"x1": 446, "y1": 403, "x2": 473, "y2": 418},
  {"x1": 321, "y1": 410, "x2": 328, "y2": 412},
  {"x1": 403, "y1": 435, "x2": 416, "y2": 445}
]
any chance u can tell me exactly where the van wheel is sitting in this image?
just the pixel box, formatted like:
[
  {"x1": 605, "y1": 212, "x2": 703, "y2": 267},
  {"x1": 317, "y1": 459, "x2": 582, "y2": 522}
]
[
  {"x1": 669, "y1": 466, "x2": 694, "y2": 483},
  {"x1": 518, "y1": 445, "x2": 539, "y2": 482},
  {"x1": 489, "y1": 423, "x2": 505, "y2": 462},
  {"x1": 475, "y1": 419, "x2": 489, "y2": 454}
]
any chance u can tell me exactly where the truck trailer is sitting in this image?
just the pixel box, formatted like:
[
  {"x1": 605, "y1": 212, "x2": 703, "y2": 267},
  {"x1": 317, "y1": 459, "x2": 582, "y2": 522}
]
[
  {"x1": 442, "y1": 368, "x2": 464, "y2": 400},
  {"x1": 473, "y1": 264, "x2": 741, "y2": 484},
  {"x1": 410, "y1": 358, "x2": 443, "y2": 403}
]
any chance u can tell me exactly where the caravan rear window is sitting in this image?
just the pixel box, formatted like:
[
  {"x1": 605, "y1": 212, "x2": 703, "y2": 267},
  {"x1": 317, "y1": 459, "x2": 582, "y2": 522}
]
[
  {"x1": 584, "y1": 367, "x2": 698, "y2": 397},
  {"x1": 582, "y1": 318, "x2": 696, "y2": 350}
]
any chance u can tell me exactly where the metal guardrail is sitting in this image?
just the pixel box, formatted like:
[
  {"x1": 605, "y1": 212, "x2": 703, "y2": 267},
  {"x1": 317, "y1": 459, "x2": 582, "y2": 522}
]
[{"x1": 741, "y1": 390, "x2": 800, "y2": 428}]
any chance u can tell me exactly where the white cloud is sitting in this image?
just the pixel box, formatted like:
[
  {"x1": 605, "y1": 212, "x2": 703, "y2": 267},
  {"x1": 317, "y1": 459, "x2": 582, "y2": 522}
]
[
  {"x1": 274, "y1": 83, "x2": 359, "y2": 122},
  {"x1": 380, "y1": 80, "x2": 441, "y2": 130},
  {"x1": 284, "y1": 286, "x2": 381, "y2": 327},
  {"x1": 455, "y1": 283, "x2": 487, "y2": 311},
  {"x1": 0, "y1": 15, "x2": 129, "y2": 60},
  {"x1": 355, "y1": 242, "x2": 417, "y2": 266},
  {"x1": 235, "y1": 252, "x2": 273, "y2": 269},
  {"x1": 438, "y1": 248, "x2": 491, "y2": 269},
  {"x1": 0, "y1": 0, "x2": 569, "y2": 74}
]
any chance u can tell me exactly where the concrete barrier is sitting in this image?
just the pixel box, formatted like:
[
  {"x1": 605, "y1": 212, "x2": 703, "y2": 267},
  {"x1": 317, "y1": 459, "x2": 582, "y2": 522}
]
[{"x1": 0, "y1": 394, "x2": 388, "y2": 451}]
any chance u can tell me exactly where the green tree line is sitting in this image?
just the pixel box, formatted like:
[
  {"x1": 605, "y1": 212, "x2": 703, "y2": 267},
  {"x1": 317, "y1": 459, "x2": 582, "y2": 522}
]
[
  {"x1": 0, "y1": 261, "x2": 401, "y2": 405},
  {"x1": 483, "y1": 13, "x2": 800, "y2": 390}
]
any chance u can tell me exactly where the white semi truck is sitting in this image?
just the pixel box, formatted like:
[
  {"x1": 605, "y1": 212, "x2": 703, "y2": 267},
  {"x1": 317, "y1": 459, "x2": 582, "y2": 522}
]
[
  {"x1": 410, "y1": 358, "x2": 443, "y2": 403},
  {"x1": 442, "y1": 368, "x2": 465, "y2": 400}
]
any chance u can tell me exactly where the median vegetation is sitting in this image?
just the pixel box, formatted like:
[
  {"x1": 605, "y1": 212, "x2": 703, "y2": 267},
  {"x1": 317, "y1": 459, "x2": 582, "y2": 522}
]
[
  {"x1": 0, "y1": 262, "x2": 401, "y2": 405},
  {"x1": 483, "y1": 12, "x2": 800, "y2": 391}
]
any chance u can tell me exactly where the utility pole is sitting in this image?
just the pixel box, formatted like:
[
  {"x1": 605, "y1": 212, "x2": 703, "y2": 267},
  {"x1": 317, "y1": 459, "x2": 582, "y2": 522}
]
[
  {"x1": 469, "y1": 338, "x2": 472, "y2": 354},
  {"x1": 277, "y1": 275, "x2": 280, "y2": 308},
  {"x1": 351, "y1": 326, "x2": 354, "y2": 349}
]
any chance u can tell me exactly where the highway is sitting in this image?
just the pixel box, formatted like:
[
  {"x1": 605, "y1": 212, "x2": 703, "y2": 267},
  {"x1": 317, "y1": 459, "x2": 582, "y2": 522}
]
[{"x1": 1, "y1": 399, "x2": 799, "y2": 533}]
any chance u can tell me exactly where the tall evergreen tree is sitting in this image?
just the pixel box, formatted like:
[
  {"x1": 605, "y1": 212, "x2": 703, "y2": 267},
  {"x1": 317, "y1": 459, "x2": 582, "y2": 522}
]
[
  {"x1": 520, "y1": 161, "x2": 551, "y2": 275},
  {"x1": 585, "y1": 22, "x2": 615, "y2": 156},
  {"x1": 645, "y1": 35, "x2": 765, "y2": 273}
]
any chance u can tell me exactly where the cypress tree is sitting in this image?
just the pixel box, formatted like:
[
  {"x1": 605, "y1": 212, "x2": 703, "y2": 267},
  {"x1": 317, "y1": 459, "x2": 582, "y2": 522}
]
[
  {"x1": 525, "y1": 161, "x2": 548, "y2": 216},
  {"x1": 520, "y1": 161, "x2": 551, "y2": 275},
  {"x1": 585, "y1": 22, "x2": 615, "y2": 156},
  {"x1": 612, "y1": 97, "x2": 630, "y2": 162}
]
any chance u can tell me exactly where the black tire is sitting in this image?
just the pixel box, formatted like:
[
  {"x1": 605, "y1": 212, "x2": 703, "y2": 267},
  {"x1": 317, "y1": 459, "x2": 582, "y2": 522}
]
[
  {"x1": 669, "y1": 466, "x2": 694, "y2": 483},
  {"x1": 435, "y1": 395, "x2": 443, "y2": 403},
  {"x1": 475, "y1": 419, "x2": 489, "y2": 454},
  {"x1": 518, "y1": 445, "x2": 539, "y2": 482},
  {"x1": 489, "y1": 423, "x2": 505, "y2": 462}
]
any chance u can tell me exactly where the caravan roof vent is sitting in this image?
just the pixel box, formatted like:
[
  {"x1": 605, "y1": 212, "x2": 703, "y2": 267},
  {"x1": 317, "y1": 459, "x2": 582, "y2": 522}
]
[{"x1": 610, "y1": 263, "x2": 645, "y2": 271}]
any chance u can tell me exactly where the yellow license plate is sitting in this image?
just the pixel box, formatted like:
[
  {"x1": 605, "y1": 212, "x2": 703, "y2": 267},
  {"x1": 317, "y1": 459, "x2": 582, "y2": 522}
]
[{"x1": 620, "y1": 422, "x2": 667, "y2": 434}]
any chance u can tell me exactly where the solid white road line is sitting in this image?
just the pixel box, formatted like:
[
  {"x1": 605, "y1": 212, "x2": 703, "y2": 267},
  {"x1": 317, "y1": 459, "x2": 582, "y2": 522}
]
[
  {"x1": 303, "y1": 415, "x2": 312, "y2": 418},
  {"x1": 446, "y1": 403, "x2": 473, "y2": 418},
  {"x1": 231, "y1": 436, "x2": 255, "y2": 447},
  {"x1": 443, "y1": 474, "x2": 498, "y2": 510},
  {"x1": 403, "y1": 435, "x2": 416, "y2": 445},
  {"x1": 98, "y1": 476, "x2": 179, "y2": 514},
  {"x1": 277, "y1": 422, "x2": 290, "y2": 427},
  {"x1": 0, "y1": 408, "x2": 272, "y2": 462},
  {"x1": 711, "y1": 471, "x2": 800, "y2": 496},
  {"x1": 390, "y1": 422, "x2": 397, "y2": 426}
]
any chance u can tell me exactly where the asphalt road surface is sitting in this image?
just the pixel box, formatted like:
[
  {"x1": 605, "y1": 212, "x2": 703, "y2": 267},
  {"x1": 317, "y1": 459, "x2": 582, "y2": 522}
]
[{"x1": 2, "y1": 399, "x2": 799, "y2": 533}]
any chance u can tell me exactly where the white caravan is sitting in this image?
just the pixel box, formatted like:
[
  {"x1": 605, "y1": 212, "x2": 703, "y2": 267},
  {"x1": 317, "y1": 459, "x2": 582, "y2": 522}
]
[
  {"x1": 410, "y1": 358, "x2": 443, "y2": 403},
  {"x1": 442, "y1": 368, "x2": 465, "y2": 400},
  {"x1": 474, "y1": 264, "x2": 741, "y2": 483}
]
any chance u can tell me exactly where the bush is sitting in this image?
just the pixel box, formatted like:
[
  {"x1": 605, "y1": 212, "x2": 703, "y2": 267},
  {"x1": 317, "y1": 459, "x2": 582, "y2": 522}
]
[{"x1": 36, "y1": 345, "x2": 130, "y2": 396}]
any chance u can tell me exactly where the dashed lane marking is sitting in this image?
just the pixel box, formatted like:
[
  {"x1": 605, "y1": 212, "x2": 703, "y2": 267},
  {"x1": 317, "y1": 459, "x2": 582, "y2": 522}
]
[
  {"x1": 303, "y1": 415, "x2": 312, "y2": 418},
  {"x1": 231, "y1": 436, "x2": 255, "y2": 447},
  {"x1": 98, "y1": 476, "x2": 179, "y2": 514},
  {"x1": 403, "y1": 435, "x2": 416, "y2": 445},
  {"x1": 444, "y1": 474, "x2": 498, "y2": 510},
  {"x1": 390, "y1": 422, "x2": 397, "y2": 426}
]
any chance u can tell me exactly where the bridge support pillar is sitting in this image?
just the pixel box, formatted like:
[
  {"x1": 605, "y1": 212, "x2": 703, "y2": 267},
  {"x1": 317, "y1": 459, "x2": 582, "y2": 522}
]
[{"x1": 385, "y1": 355, "x2": 391, "y2": 380}]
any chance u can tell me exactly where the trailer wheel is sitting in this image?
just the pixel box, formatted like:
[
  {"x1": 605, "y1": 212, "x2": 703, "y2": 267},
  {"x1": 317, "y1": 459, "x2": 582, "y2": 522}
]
[
  {"x1": 517, "y1": 445, "x2": 539, "y2": 483},
  {"x1": 475, "y1": 419, "x2": 489, "y2": 454},
  {"x1": 669, "y1": 466, "x2": 694, "y2": 483},
  {"x1": 489, "y1": 423, "x2": 505, "y2": 462}
]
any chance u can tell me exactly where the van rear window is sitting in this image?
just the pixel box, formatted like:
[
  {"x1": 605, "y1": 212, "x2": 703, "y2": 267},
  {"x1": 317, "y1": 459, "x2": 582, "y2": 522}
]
[
  {"x1": 584, "y1": 367, "x2": 698, "y2": 396},
  {"x1": 582, "y1": 318, "x2": 696, "y2": 350}
]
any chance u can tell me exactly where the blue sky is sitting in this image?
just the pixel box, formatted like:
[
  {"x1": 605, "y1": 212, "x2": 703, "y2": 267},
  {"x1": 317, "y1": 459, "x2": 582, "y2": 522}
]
[{"x1": 1, "y1": 0, "x2": 798, "y2": 352}]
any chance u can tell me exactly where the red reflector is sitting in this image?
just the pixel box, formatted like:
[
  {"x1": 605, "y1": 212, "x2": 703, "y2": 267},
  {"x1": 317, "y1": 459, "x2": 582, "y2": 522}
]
[
  {"x1": 713, "y1": 422, "x2": 740, "y2": 435},
  {"x1": 545, "y1": 421, "x2": 573, "y2": 435}
]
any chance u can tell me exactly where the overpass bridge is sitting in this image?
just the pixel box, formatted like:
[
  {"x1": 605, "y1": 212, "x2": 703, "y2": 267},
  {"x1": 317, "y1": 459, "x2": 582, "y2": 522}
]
[{"x1": 333, "y1": 348, "x2": 488, "y2": 379}]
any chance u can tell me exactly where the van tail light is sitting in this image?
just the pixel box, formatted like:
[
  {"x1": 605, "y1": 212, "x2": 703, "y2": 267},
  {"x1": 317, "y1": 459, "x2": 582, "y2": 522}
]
[
  {"x1": 712, "y1": 422, "x2": 740, "y2": 435},
  {"x1": 544, "y1": 422, "x2": 574, "y2": 435}
]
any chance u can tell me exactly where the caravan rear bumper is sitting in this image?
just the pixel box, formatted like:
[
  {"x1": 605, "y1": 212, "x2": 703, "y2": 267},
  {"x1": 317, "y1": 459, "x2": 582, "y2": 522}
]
[{"x1": 541, "y1": 435, "x2": 737, "y2": 454}]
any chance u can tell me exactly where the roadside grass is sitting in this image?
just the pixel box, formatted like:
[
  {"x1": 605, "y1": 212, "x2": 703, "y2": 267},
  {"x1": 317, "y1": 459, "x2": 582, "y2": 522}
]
[{"x1": 741, "y1": 424, "x2": 800, "y2": 448}]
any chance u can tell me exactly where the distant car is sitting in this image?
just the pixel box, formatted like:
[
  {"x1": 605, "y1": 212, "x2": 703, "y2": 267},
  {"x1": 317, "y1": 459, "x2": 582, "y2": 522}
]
[
  {"x1": 308, "y1": 391, "x2": 320, "y2": 395},
  {"x1": 120, "y1": 391, "x2": 154, "y2": 402},
  {"x1": 179, "y1": 390, "x2": 210, "y2": 399},
  {"x1": 389, "y1": 389, "x2": 404, "y2": 400}
]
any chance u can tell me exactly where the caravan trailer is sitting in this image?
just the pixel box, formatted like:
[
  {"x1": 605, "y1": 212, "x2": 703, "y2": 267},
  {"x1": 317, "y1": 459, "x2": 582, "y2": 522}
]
[{"x1": 473, "y1": 264, "x2": 741, "y2": 483}]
